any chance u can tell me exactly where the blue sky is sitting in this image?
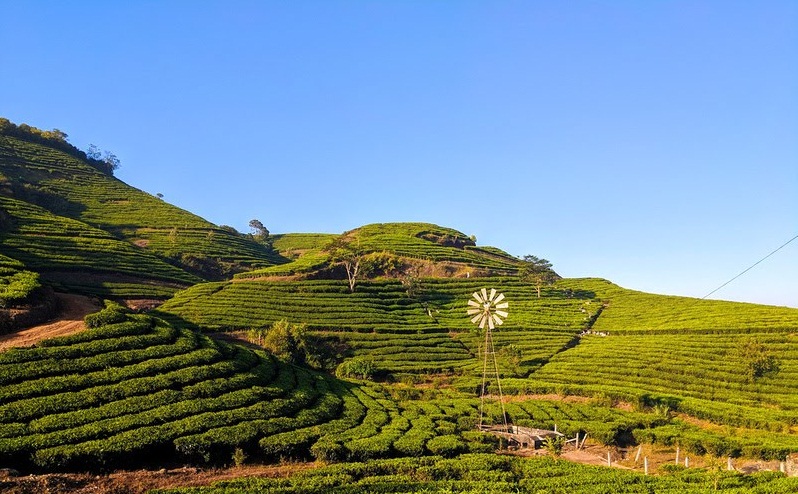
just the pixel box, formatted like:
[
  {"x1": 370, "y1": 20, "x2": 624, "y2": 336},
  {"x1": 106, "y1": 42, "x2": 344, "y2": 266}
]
[{"x1": 2, "y1": 1, "x2": 796, "y2": 307}]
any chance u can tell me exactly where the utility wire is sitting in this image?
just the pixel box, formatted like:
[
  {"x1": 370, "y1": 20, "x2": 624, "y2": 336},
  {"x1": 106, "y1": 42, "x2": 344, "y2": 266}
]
[{"x1": 701, "y1": 233, "x2": 798, "y2": 300}]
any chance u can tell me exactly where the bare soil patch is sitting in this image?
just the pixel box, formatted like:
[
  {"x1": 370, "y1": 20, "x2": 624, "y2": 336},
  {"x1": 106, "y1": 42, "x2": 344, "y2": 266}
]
[
  {"x1": 0, "y1": 293, "x2": 99, "y2": 350},
  {"x1": 0, "y1": 463, "x2": 314, "y2": 494}
]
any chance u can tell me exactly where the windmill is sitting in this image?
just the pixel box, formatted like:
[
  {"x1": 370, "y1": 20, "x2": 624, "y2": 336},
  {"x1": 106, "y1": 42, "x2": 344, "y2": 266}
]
[{"x1": 467, "y1": 288, "x2": 509, "y2": 431}]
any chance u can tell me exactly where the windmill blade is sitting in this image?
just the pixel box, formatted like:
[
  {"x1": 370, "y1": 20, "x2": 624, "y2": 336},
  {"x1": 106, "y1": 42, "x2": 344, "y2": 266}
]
[
  {"x1": 488, "y1": 315, "x2": 495, "y2": 330},
  {"x1": 479, "y1": 316, "x2": 487, "y2": 330},
  {"x1": 467, "y1": 308, "x2": 481, "y2": 316},
  {"x1": 467, "y1": 299, "x2": 481, "y2": 308},
  {"x1": 495, "y1": 310, "x2": 508, "y2": 318},
  {"x1": 489, "y1": 288, "x2": 497, "y2": 302},
  {"x1": 481, "y1": 288, "x2": 488, "y2": 301},
  {"x1": 493, "y1": 314, "x2": 504, "y2": 326},
  {"x1": 472, "y1": 291, "x2": 484, "y2": 303},
  {"x1": 494, "y1": 293, "x2": 505, "y2": 304},
  {"x1": 495, "y1": 302, "x2": 509, "y2": 310},
  {"x1": 471, "y1": 313, "x2": 484, "y2": 324}
]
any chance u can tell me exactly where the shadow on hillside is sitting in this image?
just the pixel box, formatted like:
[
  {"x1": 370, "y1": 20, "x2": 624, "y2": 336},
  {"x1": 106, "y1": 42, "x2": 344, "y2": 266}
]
[
  {"x1": 8, "y1": 183, "x2": 87, "y2": 218},
  {"x1": 559, "y1": 288, "x2": 597, "y2": 300},
  {"x1": 420, "y1": 287, "x2": 457, "y2": 306}
]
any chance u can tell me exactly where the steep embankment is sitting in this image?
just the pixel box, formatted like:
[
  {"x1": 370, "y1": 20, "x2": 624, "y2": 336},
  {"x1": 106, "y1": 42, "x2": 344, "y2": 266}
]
[{"x1": 0, "y1": 293, "x2": 99, "y2": 350}]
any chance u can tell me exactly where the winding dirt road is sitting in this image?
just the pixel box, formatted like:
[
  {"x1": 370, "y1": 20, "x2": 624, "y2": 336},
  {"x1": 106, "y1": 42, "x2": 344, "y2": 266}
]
[{"x1": 0, "y1": 293, "x2": 100, "y2": 350}]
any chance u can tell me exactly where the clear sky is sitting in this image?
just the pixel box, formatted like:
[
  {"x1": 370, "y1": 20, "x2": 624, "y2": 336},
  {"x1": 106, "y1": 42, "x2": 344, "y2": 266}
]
[{"x1": 2, "y1": 1, "x2": 796, "y2": 307}]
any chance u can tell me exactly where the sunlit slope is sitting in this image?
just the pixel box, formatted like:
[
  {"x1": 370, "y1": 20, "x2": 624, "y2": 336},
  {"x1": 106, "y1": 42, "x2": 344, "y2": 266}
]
[
  {"x1": 158, "y1": 278, "x2": 597, "y2": 375},
  {"x1": 237, "y1": 223, "x2": 524, "y2": 279},
  {"x1": 0, "y1": 308, "x2": 351, "y2": 471},
  {"x1": 0, "y1": 194, "x2": 199, "y2": 298},
  {"x1": 0, "y1": 308, "x2": 505, "y2": 473},
  {"x1": 528, "y1": 331, "x2": 798, "y2": 427},
  {"x1": 0, "y1": 134, "x2": 282, "y2": 279},
  {"x1": 574, "y1": 278, "x2": 798, "y2": 332},
  {"x1": 524, "y1": 280, "x2": 798, "y2": 432}
]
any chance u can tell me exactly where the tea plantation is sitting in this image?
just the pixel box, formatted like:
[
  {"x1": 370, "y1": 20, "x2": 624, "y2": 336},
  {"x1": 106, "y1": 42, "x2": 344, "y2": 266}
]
[
  {"x1": 0, "y1": 133, "x2": 283, "y2": 287},
  {"x1": 3, "y1": 120, "x2": 798, "y2": 492},
  {"x1": 155, "y1": 454, "x2": 798, "y2": 493}
]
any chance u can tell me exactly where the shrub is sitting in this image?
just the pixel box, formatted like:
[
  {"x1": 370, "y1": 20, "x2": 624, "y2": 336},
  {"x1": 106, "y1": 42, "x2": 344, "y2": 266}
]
[
  {"x1": 336, "y1": 358, "x2": 378, "y2": 380},
  {"x1": 84, "y1": 301, "x2": 128, "y2": 328},
  {"x1": 426, "y1": 435, "x2": 467, "y2": 458}
]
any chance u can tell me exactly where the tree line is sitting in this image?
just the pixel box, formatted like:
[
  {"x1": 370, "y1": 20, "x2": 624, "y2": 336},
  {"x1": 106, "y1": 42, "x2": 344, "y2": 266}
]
[{"x1": 0, "y1": 117, "x2": 119, "y2": 176}]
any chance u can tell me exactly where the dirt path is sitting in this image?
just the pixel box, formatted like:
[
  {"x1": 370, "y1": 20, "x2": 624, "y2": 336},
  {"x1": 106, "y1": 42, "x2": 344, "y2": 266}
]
[
  {"x1": 0, "y1": 462, "x2": 315, "y2": 494},
  {"x1": 0, "y1": 293, "x2": 100, "y2": 350}
]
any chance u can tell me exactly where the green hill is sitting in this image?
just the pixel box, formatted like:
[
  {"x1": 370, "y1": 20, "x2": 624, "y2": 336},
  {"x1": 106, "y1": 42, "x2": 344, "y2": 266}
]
[
  {"x1": 0, "y1": 122, "x2": 285, "y2": 300},
  {"x1": 159, "y1": 276, "x2": 798, "y2": 439},
  {"x1": 237, "y1": 222, "x2": 524, "y2": 279},
  {"x1": 3, "y1": 118, "x2": 798, "y2": 490}
]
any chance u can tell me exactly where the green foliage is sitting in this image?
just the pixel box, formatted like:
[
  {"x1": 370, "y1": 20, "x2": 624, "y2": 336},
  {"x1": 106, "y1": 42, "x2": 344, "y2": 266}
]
[
  {"x1": 83, "y1": 300, "x2": 129, "y2": 328},
  {"x1": 0, "y1": 132, "x2": 284, "y2": 291},
  {"x1": 231, "y1": 447, "x2": 247, "y2": 467},
  {"x1": 0, "y1": 118, "x2": 114, "y2": 175},
  {"x1": 336, "y1": 357, "x2": 378, "y2": 380},
  {"x1": 261, "y1": 319, "x2": 307, "y2": 363},
  {"x1": 151, "y1": 454, "x2": 798, "y2": 493},
  {"x1": 518, "y1": 255, "x2": 559, "y2": 297},
  {"x1": 0, "y1": 270, "x2": 40, "y2": 307},
  {"x1": 738, "y1": 337, "x2": 781, "y2": 381},
  {"x1": 425, "y1": 434, "x2": 468, "y2": 457},
  {"x1": 542, "y1": 435, "x2": 566, "y2": 458}
]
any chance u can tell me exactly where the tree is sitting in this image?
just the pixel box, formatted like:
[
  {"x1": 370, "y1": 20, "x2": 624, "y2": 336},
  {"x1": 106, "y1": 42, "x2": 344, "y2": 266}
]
[
  {"x1": 519, "y1": 255, "x2": 559, "y2": 297},
  {"x1": 255, "y1": 320, "x2": 335, "y2": 369},
  {"x1": 86, "y1": 144, "x2": 102, "y2": 160},
  {"x1": 262, "y1": 319, "x2": 306, "y2": 364},
  {"x1": 500, "y1": 343, "x2": 523, "y2": 365},
  {"x1": 326, "y1": 236, "x2": 366, "y2": 293},
  {"x1": 738, "y1": 338, "x2": 781, "y2": 382},
  {"x1": 335, "y1": 357, "x2": 378, "y2": 380},
  {"x1": 248, "y1": 219, "x2": 270, "y2": 242},
  {"x1": 102, "y1": 150, "x2": 120, "y2": 172}
]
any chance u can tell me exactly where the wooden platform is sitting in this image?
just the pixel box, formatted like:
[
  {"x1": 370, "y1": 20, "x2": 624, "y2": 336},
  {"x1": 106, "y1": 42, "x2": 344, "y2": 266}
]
[{"x1": 479, "y1": 424, "x2": 565, "y2": 449}]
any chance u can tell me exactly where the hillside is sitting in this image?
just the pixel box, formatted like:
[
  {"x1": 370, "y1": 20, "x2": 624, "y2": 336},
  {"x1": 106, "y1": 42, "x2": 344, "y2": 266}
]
[
  {"x1": 0, "y1": 126, "x2": 286, "y2": 303},
  {"x1": 239, "y1": 222, "x2": 524, "y2": 280},
  {"x1": 3, "y1": 120, "x2": 798, "y2": 491},
  {"x1": 159, "y1": 276, "x2": 798, "y2": 445}
]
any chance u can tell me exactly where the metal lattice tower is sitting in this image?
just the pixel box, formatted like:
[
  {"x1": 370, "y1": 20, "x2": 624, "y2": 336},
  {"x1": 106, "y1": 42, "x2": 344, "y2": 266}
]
[{"x1": 467, "y1": 288, "x2": 509, "y2": 431}]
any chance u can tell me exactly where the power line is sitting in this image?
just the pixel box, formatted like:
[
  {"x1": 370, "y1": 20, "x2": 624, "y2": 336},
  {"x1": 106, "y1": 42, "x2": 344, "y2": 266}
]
[{"x1": 701, "y1": 233, "x2": 798, "y2": 300}]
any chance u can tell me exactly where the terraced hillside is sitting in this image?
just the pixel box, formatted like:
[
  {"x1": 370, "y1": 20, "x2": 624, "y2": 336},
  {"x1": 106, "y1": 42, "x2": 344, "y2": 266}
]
[
  {"x1": 8, "y1": 304, "x2": 796, "y2": 483},
  {"x1": 237, "y1": 222, "x2": 524, "y2": 279},
  {"x1": 158, "y1": 277, "x2": 590, "y2": 377},
  {"x1": 0, "y1": 131, "x2": 283, "y2": 288},
  {"x1": 160, "y1": 276, "x2": 798, "y2": 455},
  {"x1": 0, "y1": 305, "x2": 347, "y2": 471},
  {"x1": 0, "y1": 194, "x2": 199, "y2": 298}
]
